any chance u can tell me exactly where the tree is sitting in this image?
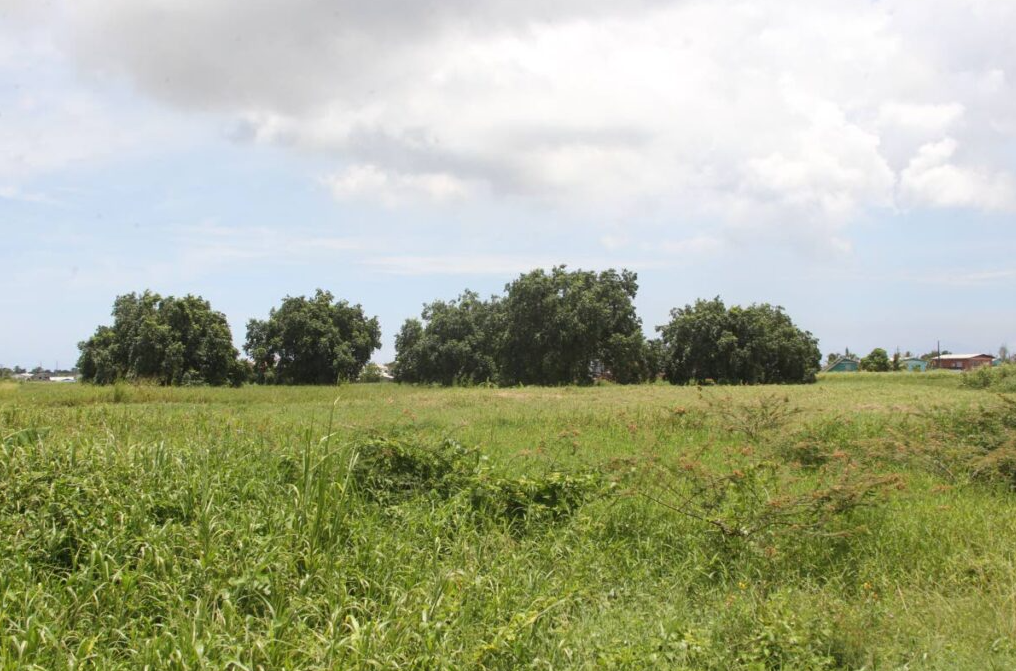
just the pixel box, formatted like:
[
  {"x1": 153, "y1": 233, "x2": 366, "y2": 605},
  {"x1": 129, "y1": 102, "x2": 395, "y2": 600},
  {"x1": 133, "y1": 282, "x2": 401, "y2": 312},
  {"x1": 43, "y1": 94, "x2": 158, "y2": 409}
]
[
  {"x1": 245, "y1": 289, "x2": 381, "y2": 384},
  {"x1": 392, "y1": 319, "x2": 426, "y2": 383},
  {"x1": 642, "y1": 338, "x2": 667, "y2": 382},
  {"x1": 77, "y1": 291, "x2": 245, "y2": 385},
  {"x1": 392, "y1": 291, "x2": 500, "y2": 385},
  {"x1": 657, "y1": 298, "x2": 821, "y2": 384},
  {"x1": 498, "y1": 266, "x2": 649, "y2": 385},
  {"x1": 860, "y1": 348, "x2": 891, "y2": 372}
]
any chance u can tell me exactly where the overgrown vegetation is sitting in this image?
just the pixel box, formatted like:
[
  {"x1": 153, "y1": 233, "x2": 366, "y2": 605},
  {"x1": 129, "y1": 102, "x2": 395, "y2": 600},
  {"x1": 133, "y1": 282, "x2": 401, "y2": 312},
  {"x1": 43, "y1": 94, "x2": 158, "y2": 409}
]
[
  {"x1": 3, "y1": 376, "x2": 1016, "y2": 668},
  {"x1": 962, "y1": 362, "x2": 1016, "y2": 392}
]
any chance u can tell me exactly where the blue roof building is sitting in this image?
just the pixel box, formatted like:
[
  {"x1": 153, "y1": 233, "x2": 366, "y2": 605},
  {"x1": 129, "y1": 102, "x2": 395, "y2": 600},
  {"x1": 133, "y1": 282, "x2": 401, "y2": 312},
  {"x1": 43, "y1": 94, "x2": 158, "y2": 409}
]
[{"x1": 822, "y1": 356, "x2": 859, "y2": 373}]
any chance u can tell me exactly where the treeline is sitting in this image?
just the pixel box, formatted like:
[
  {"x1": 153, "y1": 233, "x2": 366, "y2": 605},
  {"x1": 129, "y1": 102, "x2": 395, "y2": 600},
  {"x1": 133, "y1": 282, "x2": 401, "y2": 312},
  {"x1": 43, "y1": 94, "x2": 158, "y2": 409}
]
[{"x1": 76, "y1": 266, "x2": 822, "y2": 387}]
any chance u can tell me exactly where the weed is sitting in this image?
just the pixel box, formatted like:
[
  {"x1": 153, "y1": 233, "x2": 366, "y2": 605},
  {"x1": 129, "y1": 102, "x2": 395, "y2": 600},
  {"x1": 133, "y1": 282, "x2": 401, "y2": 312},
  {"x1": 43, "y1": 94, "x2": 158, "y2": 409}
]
[
  {"x1": 639, "y1": 442, "x2": 901, "y2": 551},
  {"x1": 703, "y1": 392, "x2": 801, "y2": 443}
]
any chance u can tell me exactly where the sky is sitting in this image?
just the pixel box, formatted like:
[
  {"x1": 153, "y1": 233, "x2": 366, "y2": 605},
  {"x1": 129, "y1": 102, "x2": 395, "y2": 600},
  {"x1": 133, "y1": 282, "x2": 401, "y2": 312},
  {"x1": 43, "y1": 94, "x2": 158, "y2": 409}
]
[{"x1": 1, "y1": 0, "x2": 1014, "y2": 369}]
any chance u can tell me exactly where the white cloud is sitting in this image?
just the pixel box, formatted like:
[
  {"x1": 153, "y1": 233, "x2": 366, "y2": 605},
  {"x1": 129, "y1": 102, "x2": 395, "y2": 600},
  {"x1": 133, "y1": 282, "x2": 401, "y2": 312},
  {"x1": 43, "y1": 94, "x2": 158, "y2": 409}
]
[
  {"x1": 599, "y1": 234, "x2": 629, "y2": 251},
  {"x1": 7, "y1": 0, "x2": 1016, "y2": 246},
  {"x1": 899, "y1": 138, "x2": 1016, "y2": 211},
  {"x1": 655, "y1": 235, "x2": 724, "y2": 256},
  {"x1": 0, "y1": 13, "x2": 201, "y2": 185},
  {"x1": 897, "y1": 268, "x2": 1016, "y2": 287},
  {"x1": 877, "y1": 102, "x2": 965, "y2": 134},
  {"x1": 0, "y1": 185, "x2": 51, "y2": 203},
  {"x1": 173, "y1": 223, "x2": 363, "y2": 269},
  {"x1": 323, "y1": 165, "x2": 474, "y2": 206}
]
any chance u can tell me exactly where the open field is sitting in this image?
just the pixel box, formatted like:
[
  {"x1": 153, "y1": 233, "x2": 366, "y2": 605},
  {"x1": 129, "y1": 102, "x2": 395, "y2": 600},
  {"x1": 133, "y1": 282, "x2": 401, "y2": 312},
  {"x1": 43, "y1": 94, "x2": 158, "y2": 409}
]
[{"x1": 2, "y1": 374, "x2": 1016, "y2": 669}]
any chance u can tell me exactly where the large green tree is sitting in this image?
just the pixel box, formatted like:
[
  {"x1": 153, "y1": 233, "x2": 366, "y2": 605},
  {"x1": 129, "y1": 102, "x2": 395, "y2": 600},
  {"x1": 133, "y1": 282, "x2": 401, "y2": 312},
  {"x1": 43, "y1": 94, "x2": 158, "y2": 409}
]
[
  {"x1": 498, "y1": 266, "x2": 651, "y2": 385},
  {"x1": 245, "y1": 290, "x2": 381, "y2": 384},
  {"x1": 77, "y1": 291, "x2": 245, "y2": 385},
  {"x1": 860, "y1": 347, "x2": 891, "y2": 372},
  {"x1": 657, "y1": 298, "x2": 821, "y2": 384},
  {"x1": 392, "y1": 291, "x2": 500, "y2": 385}
]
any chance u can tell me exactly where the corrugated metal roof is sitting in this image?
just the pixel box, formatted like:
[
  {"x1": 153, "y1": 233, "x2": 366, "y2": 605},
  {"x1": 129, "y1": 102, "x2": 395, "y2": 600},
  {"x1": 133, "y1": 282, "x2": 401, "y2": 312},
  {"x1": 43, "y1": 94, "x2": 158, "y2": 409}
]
[{"x1": 933, "y1": 353, "x2": 994, "y2": 360}]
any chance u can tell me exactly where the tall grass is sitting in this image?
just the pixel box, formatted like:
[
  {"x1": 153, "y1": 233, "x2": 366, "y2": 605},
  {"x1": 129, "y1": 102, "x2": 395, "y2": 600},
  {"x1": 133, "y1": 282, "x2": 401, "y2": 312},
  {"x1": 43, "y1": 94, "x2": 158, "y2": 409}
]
[{"x1": 1, "y1": 375, "x2": 1015, "y2": 668}]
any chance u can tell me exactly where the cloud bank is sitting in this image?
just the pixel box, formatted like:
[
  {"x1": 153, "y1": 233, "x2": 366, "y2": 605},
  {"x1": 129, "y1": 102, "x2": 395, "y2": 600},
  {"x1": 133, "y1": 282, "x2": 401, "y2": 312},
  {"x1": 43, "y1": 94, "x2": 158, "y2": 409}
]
[{"x1": 10, "y1": 0, "x2": 1016, "y2": 249}]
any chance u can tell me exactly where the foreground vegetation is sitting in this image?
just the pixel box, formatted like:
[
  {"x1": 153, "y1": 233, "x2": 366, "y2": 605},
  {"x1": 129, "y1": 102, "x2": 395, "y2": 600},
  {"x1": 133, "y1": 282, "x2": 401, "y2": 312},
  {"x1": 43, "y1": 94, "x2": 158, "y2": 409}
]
[{"x1": 2, "y1": 373, "x2": 1015, "y2": 669}]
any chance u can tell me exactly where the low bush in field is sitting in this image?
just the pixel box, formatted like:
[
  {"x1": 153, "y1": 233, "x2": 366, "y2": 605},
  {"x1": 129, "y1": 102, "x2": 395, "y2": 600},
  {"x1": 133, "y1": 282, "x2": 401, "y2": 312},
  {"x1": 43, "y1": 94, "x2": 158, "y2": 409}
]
[
  {"x1": 637, "y1": 442, "x2": 902, "y2": 553},
  {"x1": 872, "y1": 395, "x2": 1016, "y2": 488},
  {"x1": 961, "y1": 363, "x2": 1016, "y2": 392},
  {"x1": 349, "y1": 436, "x2": 479, "y2": 503},
  {"x1": 349, "y1": 435, "x2": 607, "y2": 528}
]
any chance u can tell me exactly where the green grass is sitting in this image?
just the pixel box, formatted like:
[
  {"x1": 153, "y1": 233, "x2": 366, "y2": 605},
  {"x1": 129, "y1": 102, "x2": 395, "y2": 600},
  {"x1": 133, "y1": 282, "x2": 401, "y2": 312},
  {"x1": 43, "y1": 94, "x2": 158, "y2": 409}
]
[{"x1": 2, "y1": 374, "x2": 1015, "y2": 669}]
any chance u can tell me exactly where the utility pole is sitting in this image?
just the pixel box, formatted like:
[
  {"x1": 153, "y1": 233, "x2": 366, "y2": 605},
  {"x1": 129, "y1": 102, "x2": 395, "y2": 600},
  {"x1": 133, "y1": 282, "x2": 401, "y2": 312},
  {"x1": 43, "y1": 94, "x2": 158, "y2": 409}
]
[{"x1": 936, "y1": 340, "x2": 941, "y2": 370}]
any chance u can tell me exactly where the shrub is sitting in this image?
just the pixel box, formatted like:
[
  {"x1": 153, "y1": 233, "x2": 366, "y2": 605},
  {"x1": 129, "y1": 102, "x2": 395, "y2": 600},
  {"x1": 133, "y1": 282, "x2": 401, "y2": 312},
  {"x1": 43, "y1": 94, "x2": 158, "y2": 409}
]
[
  {"x1": 962, "y1": 363, "x2": 1016, "y2": 392},
  {"x1": 896, "y1": 397, "x2": 1016, "y2": 486},
  {"x1": 638, "y1": 443, "x2": 902, "y2": 551},
  {"x1": 468, "y1": 470, "x2": 605, "y2": 527},
  {"x1": 704, "y1": 392, "x2": 800, "y2": 443},
  {"x1": 348, "y1": 436, "x2": 478, "y2": 504}
]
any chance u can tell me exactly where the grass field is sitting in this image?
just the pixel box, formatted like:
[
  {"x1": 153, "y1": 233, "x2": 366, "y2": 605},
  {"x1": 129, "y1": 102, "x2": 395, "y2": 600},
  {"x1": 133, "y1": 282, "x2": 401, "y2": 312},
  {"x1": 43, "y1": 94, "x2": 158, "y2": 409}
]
[{"x1": 2, "y1": 373, "x2": 1015, "y2": 669}]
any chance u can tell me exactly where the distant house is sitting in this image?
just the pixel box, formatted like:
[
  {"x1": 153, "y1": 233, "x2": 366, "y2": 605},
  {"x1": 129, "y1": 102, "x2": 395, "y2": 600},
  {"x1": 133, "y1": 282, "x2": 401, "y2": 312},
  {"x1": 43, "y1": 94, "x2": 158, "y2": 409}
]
[
  {"x1": 30, "y1": 372, "x2": 50, "y2": 381},
  {"x1": 13, "y1": 372, "x2": 32, "y2": 381},
  {"x1": 823, "y1": 356, "x2": 859, "y2": 373},
  {"x1": 928, "y1": 353, "x2": 995, "y2": 371},
  {"x1": 901, "y1": 357, "x2": 927, "y2": 372}
]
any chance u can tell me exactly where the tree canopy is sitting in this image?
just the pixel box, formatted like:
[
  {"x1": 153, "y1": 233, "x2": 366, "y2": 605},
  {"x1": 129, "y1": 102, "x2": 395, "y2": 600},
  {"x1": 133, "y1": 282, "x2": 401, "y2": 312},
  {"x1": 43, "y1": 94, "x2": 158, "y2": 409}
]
[
  {"x1": 392, "y1": 291, "x2": 500, "y2": 385},
  {"x1": 393, "y1": 267, "x2": 655, "y2": 386},
  {"x1": 860, "y1": 347, "x2": 891, "y2": 372},
  {"x1": 657, "y1": 298, "x2": 820, "y2": 384},
  {"x1": 77, "y1": 291, "x2": 245, "y2": 385},
  {"x1": 498, "y1": 266, "x2": 652, "y2": 385},
  {"x1": 245, "y1": 290, "x2": 381, "y2": 384}
]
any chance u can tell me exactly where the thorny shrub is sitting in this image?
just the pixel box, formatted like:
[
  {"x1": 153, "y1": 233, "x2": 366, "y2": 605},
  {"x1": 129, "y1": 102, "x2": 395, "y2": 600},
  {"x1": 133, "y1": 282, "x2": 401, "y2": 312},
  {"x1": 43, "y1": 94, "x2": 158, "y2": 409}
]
[
  {"x1": 638, "y1": 443, "x2": 902, "y2": 551},
  {"x1": 888, "y1": 396, "x2": 1016, "y2": 488},
  {"x1": 702, "y1": 392, "x2": 801, "y2": 443}
]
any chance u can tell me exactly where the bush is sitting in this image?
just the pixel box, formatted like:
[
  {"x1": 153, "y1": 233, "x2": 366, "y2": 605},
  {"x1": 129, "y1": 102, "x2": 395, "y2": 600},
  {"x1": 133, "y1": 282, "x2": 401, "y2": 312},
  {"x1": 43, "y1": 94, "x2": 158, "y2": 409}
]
[
  {"x1": 347, "y1": 435, "x2": 606, "y2": 528},
  {"x1": 638, "y1": 441, "x2": 902, "y2": 553},
  {"x1": 962, "y1": 363, "x2": 1016, "y2": 392},
  {"x1": 349, "y1": 436, "x2": 478, "y2": 504},
  {"x1": 468, "y1": 470, "x2": 605, "y2": 527}
]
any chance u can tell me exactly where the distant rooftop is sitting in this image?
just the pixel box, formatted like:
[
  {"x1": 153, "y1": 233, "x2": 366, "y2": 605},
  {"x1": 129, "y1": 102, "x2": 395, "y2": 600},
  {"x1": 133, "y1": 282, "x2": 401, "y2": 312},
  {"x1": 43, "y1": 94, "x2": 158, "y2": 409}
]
[{"x1": 933, "y1": 353, "x2": 994, "y2": 360}]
